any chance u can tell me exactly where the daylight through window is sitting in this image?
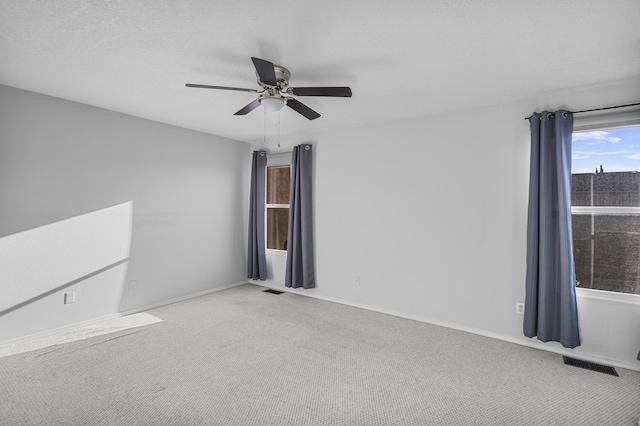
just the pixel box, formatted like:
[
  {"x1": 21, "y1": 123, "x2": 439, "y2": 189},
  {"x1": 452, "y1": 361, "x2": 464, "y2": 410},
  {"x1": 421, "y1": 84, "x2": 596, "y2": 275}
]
[{"x1": 571, "y1": 124, "x2": 640, "y2": 295}]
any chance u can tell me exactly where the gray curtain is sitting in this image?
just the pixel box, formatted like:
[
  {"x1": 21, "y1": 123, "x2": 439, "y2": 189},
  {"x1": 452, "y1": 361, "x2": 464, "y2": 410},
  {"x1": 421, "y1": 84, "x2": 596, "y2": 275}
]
[
  {"x1": 248, "y1": 151, "x2": 267, "y2": 281},
  {"x1": 524, "y1": 110, "x2": 580, "y2": 349},
  {"x1": 285, "y1": 144, "x2": 315, "y2": 289}
]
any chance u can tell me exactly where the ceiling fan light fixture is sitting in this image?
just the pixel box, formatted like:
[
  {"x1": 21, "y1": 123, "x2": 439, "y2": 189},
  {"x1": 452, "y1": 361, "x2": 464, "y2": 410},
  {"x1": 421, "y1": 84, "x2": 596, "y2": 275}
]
[
  {"x1": 260, "y1": 96, "x2": 285, "y2": 113},
  {"x1": 186, "y1": 56, "x2": 351, "y2": 120}
]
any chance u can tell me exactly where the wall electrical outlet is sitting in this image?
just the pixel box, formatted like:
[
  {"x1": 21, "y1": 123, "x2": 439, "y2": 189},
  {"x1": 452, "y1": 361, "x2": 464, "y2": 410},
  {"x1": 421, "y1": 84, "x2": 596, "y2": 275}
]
[
  {"x1": 355, "y1": 276, "x2": 361, "y2": 286},
  {"x1": 516, "y1": 302, "x2": 525, "y2": 315},
  {"x1": 129, "y1": 280, "x2": 137, "y2": 291},
  {"x1": 64, "y1": 291, "x2": 76, "y2": 304}
]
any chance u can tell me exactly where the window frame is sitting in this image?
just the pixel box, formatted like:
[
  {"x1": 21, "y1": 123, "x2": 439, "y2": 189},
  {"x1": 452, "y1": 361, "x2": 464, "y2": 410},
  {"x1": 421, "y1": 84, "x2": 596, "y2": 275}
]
[
  {"x1": 571, "y1": 117, "x2": 640, "y2": 302},
  {"x1": 265, "y1": 152, "x2": 291, "y2": 255}
]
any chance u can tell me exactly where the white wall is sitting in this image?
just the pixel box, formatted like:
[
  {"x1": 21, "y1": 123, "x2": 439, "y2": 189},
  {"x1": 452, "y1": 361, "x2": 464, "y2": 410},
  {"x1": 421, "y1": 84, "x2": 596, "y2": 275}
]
[
  {"x1": 0, "y1": 85, "x2": 249, "y2": 343},
  {"x1": 0, "y1": 202, "x2": 132, "y2": 342},
  {"x1": 253, "y1": 77, "x2": 640, "y2": 370}
]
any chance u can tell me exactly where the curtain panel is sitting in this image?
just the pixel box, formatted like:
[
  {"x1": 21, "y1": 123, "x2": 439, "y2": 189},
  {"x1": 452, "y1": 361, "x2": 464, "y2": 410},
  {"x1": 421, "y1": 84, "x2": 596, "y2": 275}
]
[
  {"x1": 248, "y1": 151, "x2": 267, "y2": 281},
  {"x1": 285, "y1": 144, "x2": 316, "y2": 289},
  {"x1": 524, "y1": 110, "x2": 580, "y2": 349}
]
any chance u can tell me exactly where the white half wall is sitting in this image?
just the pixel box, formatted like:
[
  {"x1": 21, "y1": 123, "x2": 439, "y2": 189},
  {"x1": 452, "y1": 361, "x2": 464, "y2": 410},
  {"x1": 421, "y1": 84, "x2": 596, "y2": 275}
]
[
  {"x1": 252, "y1": 77, "x2": 640, "y2": 370},
  {"x1": 0, "y1": 85, "x2": 250, "y2": 343}
]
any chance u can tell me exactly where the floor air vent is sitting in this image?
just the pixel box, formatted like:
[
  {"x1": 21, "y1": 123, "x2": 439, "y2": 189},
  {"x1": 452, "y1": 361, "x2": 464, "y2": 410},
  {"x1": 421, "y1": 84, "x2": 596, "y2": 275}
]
[
  {"x1": 563, "y1": 356, "x2": 618, "y2": 376},
  {"x1": 263, "y1": 289, "x2": 284, "y2": 295}
]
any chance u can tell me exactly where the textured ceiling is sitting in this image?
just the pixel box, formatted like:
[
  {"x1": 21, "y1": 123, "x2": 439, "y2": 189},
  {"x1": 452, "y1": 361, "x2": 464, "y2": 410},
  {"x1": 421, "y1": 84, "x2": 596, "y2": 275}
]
[{"x1": 1, "y1": 0, "x2": 639, "y2": 144}]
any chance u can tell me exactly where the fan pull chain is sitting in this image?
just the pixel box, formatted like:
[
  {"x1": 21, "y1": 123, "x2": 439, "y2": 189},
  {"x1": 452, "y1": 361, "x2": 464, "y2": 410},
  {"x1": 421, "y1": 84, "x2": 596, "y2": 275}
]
[
  {"x1": 263, "y1": 106, "x2": 267, "y2": 146},
  {"x1": 278, "y1": 110, "x2": 281, "y2": 148}
]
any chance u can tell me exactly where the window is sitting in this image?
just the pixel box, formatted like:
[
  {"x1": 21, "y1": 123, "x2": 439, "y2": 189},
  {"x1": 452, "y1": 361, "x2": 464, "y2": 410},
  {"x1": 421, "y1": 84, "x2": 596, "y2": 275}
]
[
  {"x1": 266, "y1": 165, "x2": 290, "y2": 251},
  {"x1": 571, "y1": 124, "x2": 640, "y2": 295}
]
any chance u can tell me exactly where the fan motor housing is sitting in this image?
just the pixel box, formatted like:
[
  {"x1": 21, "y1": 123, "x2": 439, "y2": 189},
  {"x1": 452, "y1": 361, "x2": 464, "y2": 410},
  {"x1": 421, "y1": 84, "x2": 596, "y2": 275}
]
[{"x1": 256, "y1": 65, "x2": 291, "y2": 89}]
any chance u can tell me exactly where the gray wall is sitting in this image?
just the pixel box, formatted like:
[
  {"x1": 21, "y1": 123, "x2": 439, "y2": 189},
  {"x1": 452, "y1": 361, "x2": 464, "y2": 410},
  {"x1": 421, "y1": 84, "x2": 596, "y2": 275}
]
[{"x1": 0, "y1": 85, "x2": 249, "y2": 343}]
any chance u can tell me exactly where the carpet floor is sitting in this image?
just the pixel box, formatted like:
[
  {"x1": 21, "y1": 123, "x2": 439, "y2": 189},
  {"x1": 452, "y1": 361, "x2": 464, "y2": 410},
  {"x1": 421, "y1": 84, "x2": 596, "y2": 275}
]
[{"x1": 1, "y1": 284, "x2": 639, "y2": 425}]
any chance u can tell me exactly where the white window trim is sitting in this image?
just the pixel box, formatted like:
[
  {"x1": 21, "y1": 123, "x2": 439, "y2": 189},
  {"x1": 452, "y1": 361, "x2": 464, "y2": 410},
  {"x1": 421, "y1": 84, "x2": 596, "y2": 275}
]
[
  {"x1": 266, "y1": 248, "x2": 288, "y2": 255},
  {"x1": 265, "y1": 154, "x2": 291, "y2": 254},
  {"x1": 266, "y1": 151, "x2": 292, "y2": 166},
  {"x1": 577, "y1": 286, "x2": 640, "y2": 305},
  {"x1": 572, "y1": 206, "x2": 640, "y2": 215},
  {"x1": 572, "y1": 118, "x2": 640, "y2": 302},
  {"x1": 266, "y1": 202, "x2": 289, "y2": 255},
  {"x1": 573, "y1": 115, "x2": 640, "y2": 132}
]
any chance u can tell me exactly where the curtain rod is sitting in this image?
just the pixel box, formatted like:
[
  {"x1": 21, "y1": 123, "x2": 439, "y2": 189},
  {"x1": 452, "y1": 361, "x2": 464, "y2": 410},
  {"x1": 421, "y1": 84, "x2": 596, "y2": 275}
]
[{"x1": 524, "y1": 102, "x2": 640, "y2": 121}]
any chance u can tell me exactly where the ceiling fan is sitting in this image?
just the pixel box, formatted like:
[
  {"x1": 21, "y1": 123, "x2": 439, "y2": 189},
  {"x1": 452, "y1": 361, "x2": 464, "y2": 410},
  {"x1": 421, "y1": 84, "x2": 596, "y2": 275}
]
[{"x1": 186, "y1": 57, "x2": 352, "y2": 120}]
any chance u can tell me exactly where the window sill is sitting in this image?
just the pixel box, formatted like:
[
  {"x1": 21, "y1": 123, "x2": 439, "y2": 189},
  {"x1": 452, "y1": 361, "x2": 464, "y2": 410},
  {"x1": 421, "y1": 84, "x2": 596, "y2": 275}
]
[
  {"x1": 266, "y1": 249, "x2": 288, "y2": 256},
  {"x1": 576, "y1": 287, "x2": 640, "y2": 306}
]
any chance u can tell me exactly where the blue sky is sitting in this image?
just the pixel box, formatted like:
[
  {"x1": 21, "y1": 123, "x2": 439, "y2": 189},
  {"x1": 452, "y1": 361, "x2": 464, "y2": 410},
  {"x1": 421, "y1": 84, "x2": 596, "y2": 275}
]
[{"x1": 572, "y1": 126, "x2": 640, "y2": 173}]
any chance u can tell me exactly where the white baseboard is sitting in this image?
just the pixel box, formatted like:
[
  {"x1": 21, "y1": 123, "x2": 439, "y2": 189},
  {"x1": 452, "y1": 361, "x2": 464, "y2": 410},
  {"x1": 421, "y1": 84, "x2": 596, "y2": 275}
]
[
  {"x1": 118, "y1": 280, "x2": 247, "y2": 316},
  {"x1": 250, "y1": 282, "x2": 640, "y2": 372}
]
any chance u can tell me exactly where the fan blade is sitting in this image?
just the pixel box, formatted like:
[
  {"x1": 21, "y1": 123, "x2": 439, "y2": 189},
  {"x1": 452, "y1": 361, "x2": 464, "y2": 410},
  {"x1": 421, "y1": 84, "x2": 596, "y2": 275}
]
[
  {"x1": 289, "y1": 87, "x2": 352, "y2": 97},
  {"x1": 251, "y1": 57, "x2": 277, "y2": 86},
  {"x1": 186, "y1": 84, "x2": 258, "y2": 93},
  {"x1": 286, "y1": 98, "x2": 321, "y2": 120},
  {"x1": 234, "y1": 99, "x2": 261, "y2": 115}
]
